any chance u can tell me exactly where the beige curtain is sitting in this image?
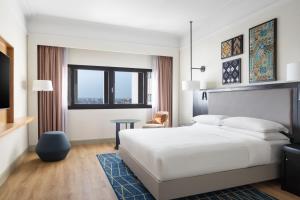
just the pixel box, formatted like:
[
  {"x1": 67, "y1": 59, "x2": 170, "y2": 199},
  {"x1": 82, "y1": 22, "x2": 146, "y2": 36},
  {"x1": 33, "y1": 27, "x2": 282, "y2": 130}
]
[
  {"x1": 37, "y1": 45, "x2": 66, "y2": 137},
  {"x1": 151, "y1": 56, "x2": 159, "y2": 116},
  {"x1": 157, "y1": 56, "x2": 173, "y2": 126}
]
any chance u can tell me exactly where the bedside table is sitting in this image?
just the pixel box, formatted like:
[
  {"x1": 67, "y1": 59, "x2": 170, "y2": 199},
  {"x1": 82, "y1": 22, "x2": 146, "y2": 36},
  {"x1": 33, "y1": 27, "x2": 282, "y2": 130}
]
[{"x1": 281, "y1": 144, "x2": 300, "y2": 196}]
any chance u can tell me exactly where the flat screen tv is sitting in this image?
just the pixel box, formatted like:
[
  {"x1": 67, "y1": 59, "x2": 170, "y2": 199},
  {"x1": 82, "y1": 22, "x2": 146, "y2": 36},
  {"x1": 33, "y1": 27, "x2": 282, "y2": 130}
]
[{"x1": 0, "y1": 51, "x2": 10, "y2": 109}]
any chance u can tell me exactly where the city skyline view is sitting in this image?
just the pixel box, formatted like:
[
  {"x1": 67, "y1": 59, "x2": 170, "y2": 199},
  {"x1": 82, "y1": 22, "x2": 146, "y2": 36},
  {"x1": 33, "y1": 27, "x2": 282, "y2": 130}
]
[{"x1": 76, "y1": 69, "x2": 135, "y2": 104}]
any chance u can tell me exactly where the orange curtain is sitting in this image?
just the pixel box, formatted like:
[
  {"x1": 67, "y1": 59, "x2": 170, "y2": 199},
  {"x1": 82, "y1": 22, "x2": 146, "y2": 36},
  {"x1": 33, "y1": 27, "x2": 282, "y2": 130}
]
[
  {"x1": 157, "y1": 56, "x2": 173, "y2": 126},
  {"x1": 37, "y1": 45, "x2": 65, "y2": 137}
]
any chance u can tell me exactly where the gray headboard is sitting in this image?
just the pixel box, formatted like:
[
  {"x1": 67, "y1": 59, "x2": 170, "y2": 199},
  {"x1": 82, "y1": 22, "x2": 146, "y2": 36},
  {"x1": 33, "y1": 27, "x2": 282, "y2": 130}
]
[
  {"x1": 193, "y1": 82, "x2": 300, "y2": 142},
  {"x1": 208, "y1": 88, "x2": 292, "y2": 129}
]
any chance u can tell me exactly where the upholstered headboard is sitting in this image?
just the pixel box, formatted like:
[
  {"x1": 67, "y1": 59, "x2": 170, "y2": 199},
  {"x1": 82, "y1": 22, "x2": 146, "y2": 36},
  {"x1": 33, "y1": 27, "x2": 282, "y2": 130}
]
[
  {"x1": 193, "y1": 82, "x2": 300, "y2": 142},
  {"x1": 208, "y1": 88, "x2": 292, "y2": 129}
]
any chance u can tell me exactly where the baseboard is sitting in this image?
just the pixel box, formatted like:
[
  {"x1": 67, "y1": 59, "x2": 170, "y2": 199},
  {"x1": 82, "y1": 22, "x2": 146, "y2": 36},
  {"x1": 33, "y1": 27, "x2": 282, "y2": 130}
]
[
  {"x1": 70, "y1": 138, "x2": 115, "y2": 145},
  {"x1": 0, "y1": 148, "x2": 28, "y2": 186}
]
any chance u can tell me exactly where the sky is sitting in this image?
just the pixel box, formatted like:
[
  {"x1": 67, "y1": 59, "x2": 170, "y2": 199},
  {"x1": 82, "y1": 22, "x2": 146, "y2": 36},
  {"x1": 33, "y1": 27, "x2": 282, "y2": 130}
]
[
  {"x1": 77, "y1": 69, "x2": 132, "y2": 99},
  {"x1": 115, "y1": 71, "x2": 132, "y2": 99}
]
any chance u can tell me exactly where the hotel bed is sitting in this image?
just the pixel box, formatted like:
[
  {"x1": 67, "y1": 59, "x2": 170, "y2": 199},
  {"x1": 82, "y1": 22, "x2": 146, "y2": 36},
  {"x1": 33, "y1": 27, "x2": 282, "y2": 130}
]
[
  {"x1": 120, "y1": 124, "x2": 289, "y2": 182},
  {"x1": 119, "y1": 84, "x2": 300, "y2": 200}
]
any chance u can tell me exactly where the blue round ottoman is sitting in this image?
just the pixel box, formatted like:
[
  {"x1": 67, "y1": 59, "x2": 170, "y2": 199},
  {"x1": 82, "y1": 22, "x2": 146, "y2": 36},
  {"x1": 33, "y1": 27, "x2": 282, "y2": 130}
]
[{"x1": 36, "y1": 131, "x2": 71, "y2": 162}]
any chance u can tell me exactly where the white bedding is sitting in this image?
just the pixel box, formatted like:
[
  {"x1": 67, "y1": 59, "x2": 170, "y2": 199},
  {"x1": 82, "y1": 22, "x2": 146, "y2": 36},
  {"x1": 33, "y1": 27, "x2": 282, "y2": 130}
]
[{"x1": 119, "y1": 124, "x2": 289, "y2": 181}]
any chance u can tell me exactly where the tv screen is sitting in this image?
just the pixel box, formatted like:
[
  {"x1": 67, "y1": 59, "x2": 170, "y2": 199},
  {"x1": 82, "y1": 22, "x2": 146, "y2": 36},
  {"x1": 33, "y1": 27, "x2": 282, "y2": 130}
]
[{"x1": 0, "y1": 51, "x2": 10, "y2": 109}]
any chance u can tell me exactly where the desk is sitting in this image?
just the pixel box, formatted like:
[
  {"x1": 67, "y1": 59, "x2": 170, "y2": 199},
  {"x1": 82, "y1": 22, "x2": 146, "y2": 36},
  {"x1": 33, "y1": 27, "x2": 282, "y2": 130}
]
[{"x1": 111, "y1": 119, "x2": 140, "y2": 150}]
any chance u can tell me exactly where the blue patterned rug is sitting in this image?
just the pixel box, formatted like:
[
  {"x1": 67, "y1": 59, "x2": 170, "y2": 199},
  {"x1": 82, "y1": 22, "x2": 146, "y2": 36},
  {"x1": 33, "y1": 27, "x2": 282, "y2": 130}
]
[{"x1": 97, "y1": 153, "x2": 277, "y2": 200}]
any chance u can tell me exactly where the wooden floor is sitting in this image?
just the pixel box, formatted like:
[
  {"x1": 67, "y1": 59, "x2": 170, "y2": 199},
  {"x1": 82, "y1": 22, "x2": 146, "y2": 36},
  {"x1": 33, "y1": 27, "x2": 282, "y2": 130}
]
[{"x1": 0, "y1": 143, "x2": 299, "y2": 200}]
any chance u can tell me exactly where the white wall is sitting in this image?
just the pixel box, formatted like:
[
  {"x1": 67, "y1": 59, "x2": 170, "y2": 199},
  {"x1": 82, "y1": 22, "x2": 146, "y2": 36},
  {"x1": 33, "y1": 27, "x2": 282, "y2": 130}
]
[
  {"x1": 27, "y1": 16, "x2": 180, "y2": 145},
  {"x1": 67, "y1": 49, "x2": 152, "y2": 141},
  {"x1": 0, "y1": 0, "x2": 28, "y2": 184},
  {"x1": 68, "y1": 48, "x2": 152, "y2": 68},
  {"x1": 179, "y1": 0, "x2": 300, "y2": 124}
]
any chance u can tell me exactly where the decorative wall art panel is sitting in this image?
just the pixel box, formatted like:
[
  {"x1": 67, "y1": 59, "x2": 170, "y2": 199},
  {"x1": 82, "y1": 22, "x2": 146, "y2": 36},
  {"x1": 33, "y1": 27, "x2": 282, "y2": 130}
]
[
  {"x1": 221, "y1": 35, "x2": 243, "y2": 59},
  {"x1": 221, "y1": 39, "x2": 232, "y2": 59},
  {"x1": 222, "y1": 58, "x2": 241, "y2": 85},
  {"x1": 232, "y1": 35, "x2": 243, "y2": 56},
  {"x1": 249, "y1": 19, "x2": 277, "y2": 83}
]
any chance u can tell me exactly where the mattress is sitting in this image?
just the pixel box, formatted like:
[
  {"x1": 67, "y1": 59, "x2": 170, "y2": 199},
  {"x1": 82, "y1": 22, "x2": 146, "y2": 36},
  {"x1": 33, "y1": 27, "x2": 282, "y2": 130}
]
[{"x1": 119, "y1": 124, "x2": 289, "y2": 181}]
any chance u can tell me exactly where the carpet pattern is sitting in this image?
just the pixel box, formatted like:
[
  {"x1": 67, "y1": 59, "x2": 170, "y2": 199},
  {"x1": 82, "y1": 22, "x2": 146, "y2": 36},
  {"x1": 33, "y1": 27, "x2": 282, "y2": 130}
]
[{"x1": 97, "y1": 153, "x2": 277, "y2": 200}]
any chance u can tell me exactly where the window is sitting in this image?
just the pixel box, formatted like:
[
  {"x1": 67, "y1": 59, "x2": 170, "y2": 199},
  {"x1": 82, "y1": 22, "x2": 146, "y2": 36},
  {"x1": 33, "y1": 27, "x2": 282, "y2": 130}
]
[
  {"x1": 147, "y1": 72, "x2": 152, "y2": 105},
  {"x1": 68, "y1": 65, "x2": 152, "y2": 109},
  {"x1": 114, "y1": 71, "x2": 139, "y2": 104},
  {"x1": 76, "y1": 69, "x2": 105, "y2": 104}
]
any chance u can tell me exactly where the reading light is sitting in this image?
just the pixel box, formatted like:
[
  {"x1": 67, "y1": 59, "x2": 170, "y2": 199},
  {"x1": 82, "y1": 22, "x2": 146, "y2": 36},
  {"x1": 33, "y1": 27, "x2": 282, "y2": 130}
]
[
  {"x1": 182, "y1": 21, "x2": 201, "y2": 91},
  {"x1": 200, "y1": 66, "x2": 206, "y2": 72}
]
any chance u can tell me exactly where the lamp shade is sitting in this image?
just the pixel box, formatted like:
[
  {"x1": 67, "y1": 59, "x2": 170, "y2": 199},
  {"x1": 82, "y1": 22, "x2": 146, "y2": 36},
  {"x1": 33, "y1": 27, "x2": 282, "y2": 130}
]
[
  {"x1": 200, "y1": 80, "x2": 207, "y2": 90},
  {"x1": 182, "y1": 80, "x2": 200, "y2": 91},
  {"x1": 32, "y1": 80, "x2": 53, "y2": 91},
  {"x1": 287, "y1": 62, "x2": 300, "y2": 81}
]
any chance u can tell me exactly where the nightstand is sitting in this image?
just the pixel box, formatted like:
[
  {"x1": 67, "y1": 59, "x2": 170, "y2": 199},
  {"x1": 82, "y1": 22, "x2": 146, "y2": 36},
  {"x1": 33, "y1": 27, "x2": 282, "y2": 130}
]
[{"x1": 281, "y1": 144, "x2": 300, "y2": 196}]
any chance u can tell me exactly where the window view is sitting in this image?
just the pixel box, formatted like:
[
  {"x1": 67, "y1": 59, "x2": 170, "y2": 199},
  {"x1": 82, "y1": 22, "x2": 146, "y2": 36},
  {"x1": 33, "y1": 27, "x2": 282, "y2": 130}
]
[
  {"x1": 75, "y1": 69, "x2": 104, "y2": 104},
  {"x1": 68, "y1": 65, "x2": 152, "y2": 109},
  {"x1": 114, "y1": 71, "x2": 139, "y2": 104}
]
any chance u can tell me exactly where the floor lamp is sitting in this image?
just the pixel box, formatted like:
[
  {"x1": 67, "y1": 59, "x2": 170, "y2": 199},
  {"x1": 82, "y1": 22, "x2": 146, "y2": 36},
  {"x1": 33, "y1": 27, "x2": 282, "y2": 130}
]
[{"x1": 32, "y1": 80, "x2": 53, "y2": 138}]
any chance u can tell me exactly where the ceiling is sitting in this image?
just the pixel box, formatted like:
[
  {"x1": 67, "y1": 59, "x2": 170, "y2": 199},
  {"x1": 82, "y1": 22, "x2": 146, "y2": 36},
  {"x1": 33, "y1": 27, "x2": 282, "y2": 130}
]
[{"x1": 21, "y1": 0, "x2": 282, "y2": 36}]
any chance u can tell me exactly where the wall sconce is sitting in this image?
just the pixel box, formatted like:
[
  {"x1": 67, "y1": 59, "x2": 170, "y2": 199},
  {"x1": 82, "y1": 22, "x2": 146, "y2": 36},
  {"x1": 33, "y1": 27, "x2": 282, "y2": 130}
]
[
  {"x1": 200, "y1": 66, "x2": 206, "y2": 72},
  {"x1": 192, "y1": 66, "x2": 207, "y2": 73},
  {"x1": 181, "y1": 21, "x2": 208, "y2": 101},
  {"x1": 191, "y1": 66, "x2": 208, "y2": 100}
]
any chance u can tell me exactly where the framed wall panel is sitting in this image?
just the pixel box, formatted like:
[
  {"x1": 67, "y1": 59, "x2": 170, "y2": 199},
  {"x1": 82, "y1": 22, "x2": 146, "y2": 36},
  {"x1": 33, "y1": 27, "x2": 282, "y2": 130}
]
[
  {"x1": 221, "y1": 35, "x2": 243, "y2": 59},
  {"x1": 249, "y1": 19, "x2": 277, "y2": 83}
]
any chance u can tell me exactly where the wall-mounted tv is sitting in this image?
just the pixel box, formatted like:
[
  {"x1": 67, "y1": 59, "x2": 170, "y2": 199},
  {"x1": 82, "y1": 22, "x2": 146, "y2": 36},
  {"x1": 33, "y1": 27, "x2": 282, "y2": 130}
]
[{"x1": 0, "y1": 51, "x2": 10, "y2": 109}]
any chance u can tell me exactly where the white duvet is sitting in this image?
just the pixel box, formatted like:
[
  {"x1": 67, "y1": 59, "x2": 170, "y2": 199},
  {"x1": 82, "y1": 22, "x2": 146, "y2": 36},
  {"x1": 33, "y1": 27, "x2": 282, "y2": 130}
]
[{"x1": 119, "y1": 124, "x2": 289, "y2": 181}]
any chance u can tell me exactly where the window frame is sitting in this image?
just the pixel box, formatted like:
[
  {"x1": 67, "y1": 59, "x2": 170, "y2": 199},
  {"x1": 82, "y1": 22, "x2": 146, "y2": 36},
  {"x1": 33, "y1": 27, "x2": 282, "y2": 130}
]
[{"x1": 68, "y1": 64, "x2": 152, "y2": 109}]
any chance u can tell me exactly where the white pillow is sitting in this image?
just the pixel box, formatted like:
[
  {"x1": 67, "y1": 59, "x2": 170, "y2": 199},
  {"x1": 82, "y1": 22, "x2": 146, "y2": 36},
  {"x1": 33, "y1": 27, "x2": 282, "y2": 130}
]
[
  {"x1": 193, "y1": 115, "x2": 228, "y2": 126},
  {"x1": 222, "y1": 126, "x2": 289, "y2": 141},
  {"x1": 222, "y1": 117, "x2": 289, "y2": 133}
]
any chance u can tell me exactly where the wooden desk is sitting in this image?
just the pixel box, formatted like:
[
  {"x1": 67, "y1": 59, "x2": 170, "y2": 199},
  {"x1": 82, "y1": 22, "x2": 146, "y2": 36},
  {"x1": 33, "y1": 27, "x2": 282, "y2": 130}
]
[{"x1": 0, "y1": 116, "x2": 34, "y2": 137}]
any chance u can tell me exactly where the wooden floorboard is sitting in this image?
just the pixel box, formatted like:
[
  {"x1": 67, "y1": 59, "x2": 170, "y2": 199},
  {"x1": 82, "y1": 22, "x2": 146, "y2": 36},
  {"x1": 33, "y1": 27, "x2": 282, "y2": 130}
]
[
  {"x1": 0, "y1": 143, "x2": 299, "y2": 200},
  {"x1": 254, "y1": 181, "x2": 300, "y2": 200}
]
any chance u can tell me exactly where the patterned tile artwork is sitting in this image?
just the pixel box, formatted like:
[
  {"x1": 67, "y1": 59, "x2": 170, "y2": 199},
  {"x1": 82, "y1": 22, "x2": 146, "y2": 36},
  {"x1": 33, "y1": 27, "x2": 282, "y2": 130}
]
[
  {"x1": 232, "y1": 35, "x2": 243, "y2": 56},
  {"x1": 221, "y1": 35, "x2": 243, "y2": 59},
  {"x1": 223, "y1": 58, "x2": 241, "y2": 85},
  {"x1": 221, "y1": 39, "x2": 232, "y2": 59},
  {"x1": 97, "y1": 153, "x2": 277, "y2": 200},
  {"x1": 249, "y1": 19, "x2": 277, "y2": 83}
]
